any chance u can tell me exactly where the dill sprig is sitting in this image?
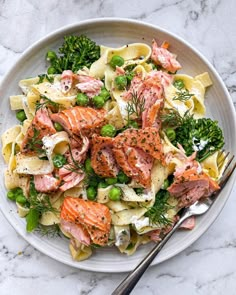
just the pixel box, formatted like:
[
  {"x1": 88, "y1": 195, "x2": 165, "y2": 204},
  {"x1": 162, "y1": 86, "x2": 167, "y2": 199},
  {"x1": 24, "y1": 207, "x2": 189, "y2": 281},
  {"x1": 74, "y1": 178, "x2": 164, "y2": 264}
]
[
  {"x1": 64, "y1": 144, "x2": 84, "y2": 174},
  {"x1": 161, "y1": 108, "x2": 185, "y2": 129},
  {"x1": 36, "y1": 95, "x2": 61, "y2": 112},
  {"x1": 25, "y1": 127, "x2": 44, "y2": 154},
  {"x1": 37, "y1": 74, "x2": 54, "y2": 84},
  {"x1": 145, "y1": 190, "x2": 173, "y2": 226},
  {"x1": 172, "y1": 79, "x2": 194, "y2": 102},
  {"x1": 35, "y1": 224, "x2": 61, "y2": 238},
  {"x1": 126, "y1": 91, "x2": 145, "y2": 125}
]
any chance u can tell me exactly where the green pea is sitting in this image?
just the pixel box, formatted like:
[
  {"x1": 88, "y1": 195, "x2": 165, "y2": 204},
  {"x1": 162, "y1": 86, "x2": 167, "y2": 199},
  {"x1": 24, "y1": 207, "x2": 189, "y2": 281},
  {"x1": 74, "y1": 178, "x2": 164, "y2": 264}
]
[
  {"x1": 47, "y1": 66, "x2": 57, "y2": 75},
  {"x1": 129, "y1": 120, "x2": 139, "y2": 129},
  {"x1": 166, "y1": 128, "x2": 176, "y2": 142},
  {"x1": 54, "y1": 122, "x2": 64, "y2": 131},
  {"x1": 161, "y1": 179, "x2": 170, "y2": 190},
  {"x1": 92, "y1": 95, "x2": 105, "y2": 108},
  {"x1": 98, "y1": 182, "x2": 109, "y2": 189},
  {"x1": 16, "y1": 110, "x2": 27, "y2": 122},
  {"x1": 46, "y1": 50, "x2": 57, "y2": 61},
  {"x1": 134, "y1": 188, "x2": 144, "y2": 195},
  {"x1": 108, "y1": 187, "x2": 122, "y2": 201},
  {"x1": 117, "y1": 171, "x2": 130, "y2": 184},
  {"x1": 105, "y1": 177, "x2": 117, "y2": 185},
  {"x1": 173, "y1": 79, "x2": 185, "y2": 90},
  {"x1": 110, "y1": 55, "x2": 125, "y2": 69},
  {"x1": 26, "y1": 208, "x2": 40, "y2": 232},
  {"x1": 85, "y1": 158, "x2": 94, "y2": 174},
  {"x1": 86, "y1": 186, "x2": 97, "y2": 200},
  {"x1": 114, "y1": 75, "x2": 127, "y2": 90},
  {"x1": 100, "y1": 88, "x2": 110, "y2": 102},
  {"x1": 100, "y1": 124, "x2": 116, "y2": 137},
  {"x1": 7, "y1": 190, "x2": 16, "y2": 201},
  {"x1": 76, "y1": 93, "x2": 89, "y2": 106},
  {"x1": 16, "y1": 195, "x2": 27, "y2": 205},
  {"x1": 52, "y1": 154, "x2": 67, "y2": 168}
]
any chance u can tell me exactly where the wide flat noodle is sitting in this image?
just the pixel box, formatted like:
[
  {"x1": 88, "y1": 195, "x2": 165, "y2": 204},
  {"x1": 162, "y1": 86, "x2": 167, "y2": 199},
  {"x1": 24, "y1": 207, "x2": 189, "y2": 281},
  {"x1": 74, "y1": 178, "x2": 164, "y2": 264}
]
[
  {"x1": 114, "y1": 225, "x2": 130, "y2": 253},
  {"x1": 9, "y1": 95, "x2": 25, "y2": 110},
  {"x1": 69, "y1": 241, "x2": 92, "y2": 261},
  {"x1": 112, "y1": 207, "x2": 147, "y2": 226},
  {"x1": 1, "y1": 125, "x2": 22, "y2": 163},
  {"x1": 32, "y1": 82, "x2": 77, "y2": 108},
  {"x1": 106, "y1": 200, "x2": 130, "y2": 212},
  {"x1": 123, "y1": 231, "x2": 150, "y2": 256},
  {"x1": 15, "y1": 153, "x2": 53, "y2": 175},
  {"x1": 4, "y1": 169, "x2": 29, "y2": 197},
  {"x1": 151, "y1": 160, "x2": 169, "y2": 194},
  {"x1": 116, "y1": 184, "x2": 155, "y2": 202}
]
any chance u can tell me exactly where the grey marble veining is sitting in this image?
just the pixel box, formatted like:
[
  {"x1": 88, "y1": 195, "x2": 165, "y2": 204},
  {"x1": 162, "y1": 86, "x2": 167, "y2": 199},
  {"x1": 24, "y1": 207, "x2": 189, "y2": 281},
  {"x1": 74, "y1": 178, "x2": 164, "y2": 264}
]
[{"x1": 0, "y1": 0, "x2": 236, "y2": 294}]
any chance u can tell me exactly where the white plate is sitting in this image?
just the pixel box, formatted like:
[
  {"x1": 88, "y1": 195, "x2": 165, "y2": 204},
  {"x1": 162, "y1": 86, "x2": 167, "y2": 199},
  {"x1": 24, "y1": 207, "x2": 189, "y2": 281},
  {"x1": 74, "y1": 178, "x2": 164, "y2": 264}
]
[{"x1": 0, "y1": 18, "x2": 235, "y2": 273}]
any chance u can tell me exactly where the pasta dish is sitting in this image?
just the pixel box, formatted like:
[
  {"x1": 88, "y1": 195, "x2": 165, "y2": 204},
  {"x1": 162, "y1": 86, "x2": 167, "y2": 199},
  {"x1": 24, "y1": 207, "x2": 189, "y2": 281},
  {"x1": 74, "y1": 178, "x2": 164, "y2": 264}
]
[{"x1": 1, "y1": 35, "x2": 225, "y2": 261}]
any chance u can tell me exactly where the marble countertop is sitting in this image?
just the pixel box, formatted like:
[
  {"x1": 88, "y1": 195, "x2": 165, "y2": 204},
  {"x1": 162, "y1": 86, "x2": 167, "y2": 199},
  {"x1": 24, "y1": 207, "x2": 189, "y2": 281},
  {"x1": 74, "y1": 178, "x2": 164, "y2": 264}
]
[{"x1": 0, "y1": 1, "x2": 236, "y2": 294}]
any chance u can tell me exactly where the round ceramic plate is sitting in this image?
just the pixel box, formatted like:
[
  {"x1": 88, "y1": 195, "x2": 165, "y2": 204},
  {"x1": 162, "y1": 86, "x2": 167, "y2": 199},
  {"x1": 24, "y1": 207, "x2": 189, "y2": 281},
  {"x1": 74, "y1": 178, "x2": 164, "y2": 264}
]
[{"x1": 0, "y1": 18, "x2": 235, "y2": 273}]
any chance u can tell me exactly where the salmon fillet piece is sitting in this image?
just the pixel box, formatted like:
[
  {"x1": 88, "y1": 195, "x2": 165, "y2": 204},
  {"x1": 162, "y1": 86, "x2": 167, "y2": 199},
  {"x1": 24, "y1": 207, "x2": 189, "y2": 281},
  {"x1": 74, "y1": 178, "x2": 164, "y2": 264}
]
[
  {"x1": 168, "y1": 167, "x2": 220, "y2": 208},
  {"x1": 151, "y1": 39, "x2": 181, "y2": 73},
  {"x1": 21, "y1": 108, "x2": 56, "y2": 153},
  {"x1": 50, "y1": 106, "x2": 106, "y2": 137},
  {"x1": 91, "y1": 135, "x2": 119, "y2": 178},
  {"x1": 34, "y1": 173, "x2": 60, "y2": 192},
  {"x1": 114, "y1": 127, "x2": 164, "y2": 163},
  {"x1": 60, "y1": 197, "x2": 111, "y2": 246}
]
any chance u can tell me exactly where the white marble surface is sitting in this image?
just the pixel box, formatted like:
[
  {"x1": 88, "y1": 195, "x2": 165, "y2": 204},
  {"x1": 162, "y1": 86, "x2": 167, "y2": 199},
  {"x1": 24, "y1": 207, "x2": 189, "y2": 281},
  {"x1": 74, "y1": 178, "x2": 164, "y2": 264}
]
[{"x1": 0, "y1": 0, "x2": 236, "y2": 294}]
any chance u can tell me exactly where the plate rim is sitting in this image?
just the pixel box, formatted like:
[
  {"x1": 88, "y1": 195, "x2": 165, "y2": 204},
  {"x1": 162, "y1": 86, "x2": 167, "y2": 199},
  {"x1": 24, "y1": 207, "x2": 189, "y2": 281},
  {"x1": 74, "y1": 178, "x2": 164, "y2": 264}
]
[{"x1": 0, "y1": 17, "x2": 235, "y2": 273}]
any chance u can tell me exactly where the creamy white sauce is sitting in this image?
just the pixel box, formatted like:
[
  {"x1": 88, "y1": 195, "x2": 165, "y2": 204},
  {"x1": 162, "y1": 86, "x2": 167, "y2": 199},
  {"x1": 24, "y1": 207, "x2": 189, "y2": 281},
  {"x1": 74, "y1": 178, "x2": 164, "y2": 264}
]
[
  {"x1": 130, "y1": 216, "x2": 150, "y2": 231},
  {"x1": 115, "y1": 229, "x2": 130, "y2": 247},
  {"x1": 192, "y1": 137, "x2": 208, "y2": 152}
]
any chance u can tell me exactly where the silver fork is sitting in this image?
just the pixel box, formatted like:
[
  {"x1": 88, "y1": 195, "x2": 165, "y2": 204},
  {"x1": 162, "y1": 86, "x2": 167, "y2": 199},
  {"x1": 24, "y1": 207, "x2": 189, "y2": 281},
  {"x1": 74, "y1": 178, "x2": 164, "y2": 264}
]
[{"x1": 112, "y1": 155, "x2": 236, "y2": 295}]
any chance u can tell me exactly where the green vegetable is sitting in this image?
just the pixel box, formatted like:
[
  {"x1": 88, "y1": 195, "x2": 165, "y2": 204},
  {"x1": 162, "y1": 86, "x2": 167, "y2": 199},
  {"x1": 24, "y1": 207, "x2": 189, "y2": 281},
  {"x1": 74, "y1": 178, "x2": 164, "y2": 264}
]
[
  {"x1": 129, "y1": 120, "x2": 139, "y2": 128},
  {"x1": 117, "y1": 171, "x2": 130, "y2": 184},
  {"x1": 165, "y1": 128, "x2": 176, "y2": 141},
  {"x1": 145, "y1": 190, "x2": 173, "y2": 226},
  {"x1": 98, "y1": 182, "x2": 109, "y2": 189},
  {"x1": 47, "y1": 66, "x2": 57, "y2": 75},
  {"x1": 46, "y1": 35, "x2": 100, "y2": 73},
  {"x1": 26, "y1": 208, "x2": 40, "y2": 232},
  {"x1": 161, "y1": 109, "x2": 224, "y2": 162},
  {"x1": 92, "y1": 95, "x2": 105, "y2": 108},
  {"x1": 110, "y1": 55, "x2": 125, "y2": 69},
  {"x1": 100, "y1": 124, "x2": 116, "y2": 137},
  {"x1": 134, "y1": 188, "x2": 144, "y2": 195},
  {"x1": 173, "y1": 79, "x2": 185, "y2": 90},
  {"x1": 85, "y1": 158, "x2": 94, "y2": 174},
  {"x1": 54, "y1": 122, "x2": 63, "y2": 131},
  {"x1": 161, "y1": 179, "x2": 170, "y2": 190},
  {"x1": 76, "y1": 93, "x2": 89, "y2": 106},
  {"x1": 46, "y1": 50, "x2": 57, "y2": 61},
  {"x1": 52, "y1": 154, "x2": 67, "y2": 168},
  {"x1": 86, "y1": 186, "x2": 97, "y2": 200},
  {"x1": 126, "y1": 92, "x2": 145, "y2": 127},
  {"x1": 16, "y1": 195, "x2": 27, "y2": 205},
  {"x1": 100, "y1": 87, "x2": 110, "y2": 101},
  {"x1": 88, "y1": 177, "x2": 99, "y2": 187},
  {"x1": 108, "y1": 187, "x2": 122, "y2": 201},
  {"x1": 105, "y1": 177, "x2": 117, "y2": 185},
  {"x1": 16, "y1": 110, "x2": 26, "y2": 122},
  {"x1": 114, "y1": 75, "x2": 127, "y2": 90},
  {"x1": 7, "y1": 190, "x2": 16, "y2": 201}
]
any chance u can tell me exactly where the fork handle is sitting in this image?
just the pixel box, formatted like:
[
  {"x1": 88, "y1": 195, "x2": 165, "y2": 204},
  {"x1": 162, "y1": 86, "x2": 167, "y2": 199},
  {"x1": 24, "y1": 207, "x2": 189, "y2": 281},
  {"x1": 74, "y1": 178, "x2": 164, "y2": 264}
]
[{"x1": 112, "y1": 211, "x2": 191, "y2": 295}]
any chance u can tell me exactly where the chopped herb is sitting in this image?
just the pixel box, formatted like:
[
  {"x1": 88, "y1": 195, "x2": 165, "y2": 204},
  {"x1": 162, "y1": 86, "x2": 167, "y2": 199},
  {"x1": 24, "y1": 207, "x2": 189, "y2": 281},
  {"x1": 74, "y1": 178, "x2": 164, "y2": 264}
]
[
  {"x1": 37, "y1": 74, "x2": 54, "y2": 84},
  {"x1": 35, "y1": 224, "x2": 61, "y2": 238},
  {"x1": 25, "y1": 128, "x2": 44, "y2": 154}
]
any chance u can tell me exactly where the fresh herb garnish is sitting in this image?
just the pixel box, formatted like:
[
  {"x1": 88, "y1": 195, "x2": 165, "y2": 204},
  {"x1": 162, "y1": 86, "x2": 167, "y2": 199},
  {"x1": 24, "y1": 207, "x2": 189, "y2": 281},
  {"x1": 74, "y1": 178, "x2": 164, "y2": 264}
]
[
  {"x1": 172, "y1": 79, "x2": 194, "y2": 102},
  {"x1": 64, "y1": 144, "x2": 84, "y2": 174},
  {"x1": 145, "y1": 190, "x2": 173, "y2": 226},
  {"x1": 35, "y1": 224, "x2": 61, "y2": 238},
  {"x1": 161, "y1": 108, "x2": 224, "y2": 162},
  {"x1": 36, "y1": 95, "x2": 61, "y2": 112},
  {"x1": 25, "y1": 127, "x2": 44, "y2": 154},
  {"x1": 46, "y1": 35, "x2": 100, "y2": 74},
  {"x1": 26, "y1": 179, "x2": 58, "y2": 232},
  {"x1": 125, "y1": 91, "x2": 145, "y2": 127},
  {"x1": 37, "y1": 74, "x2": 54, "y2": 84}
]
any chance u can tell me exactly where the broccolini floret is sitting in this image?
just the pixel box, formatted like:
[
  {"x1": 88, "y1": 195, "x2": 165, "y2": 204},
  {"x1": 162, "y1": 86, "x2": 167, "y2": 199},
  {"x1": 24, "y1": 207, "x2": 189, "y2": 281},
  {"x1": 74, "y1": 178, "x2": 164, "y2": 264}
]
[
  {"x1": 46, "y1": 35, "x2": 100, "y2": 74},
  {"x1": 162, "y1": 109, "x2": 224, "y2": 162}
]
